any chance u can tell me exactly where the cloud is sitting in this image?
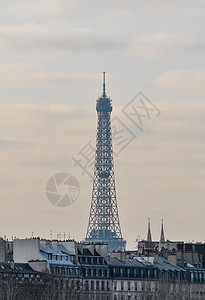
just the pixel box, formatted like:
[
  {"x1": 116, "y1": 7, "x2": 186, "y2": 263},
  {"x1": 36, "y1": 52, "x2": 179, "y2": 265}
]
[
  {"x1": 129, "y1": 34, "x2": 205, "y2": 57},
  {"x1": 6, "y1": 0, "x2": 141, "y2": 18},
  {"x1": 154, "y1": 70, "x2": 205, "y2": 93},
  {"x1": 0, "y1": 103, "x2": 93, "y2": 171},
  {"x1": 6, "y1": 0, "x2": 205, "y2": 24},
  {"x1": 0, "y1": 103, "x2": 91, "y2": 130},
  {"x1": 0, "y1": 64, "x2": 100, "y2": 86},
  {"x1": 0, "y1": 0, "x2": 205, "y2": 246},
  {"x1": 0, "y1": 138, "x2": 34, "y2": 150},
  {"x1": 0, "y1": 100, "x2": 205, "y2": 245},
  {"x1": 0, "y1": 24, "x2": 125, "y2": 56},
  {"x1": 7, "y1": 0, "x2": 75, "y2": 18}
]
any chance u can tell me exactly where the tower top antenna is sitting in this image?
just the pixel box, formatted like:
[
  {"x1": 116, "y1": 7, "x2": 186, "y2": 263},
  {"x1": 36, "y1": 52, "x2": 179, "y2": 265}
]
[{"x1": 103, "y1": 72, "x2": 106, "y2": 97}]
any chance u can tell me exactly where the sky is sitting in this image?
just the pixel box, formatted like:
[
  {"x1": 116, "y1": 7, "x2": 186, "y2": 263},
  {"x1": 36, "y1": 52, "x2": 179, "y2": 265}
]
[{"x1": 0, "y1": 0, "x2": 205, "y2": 249}]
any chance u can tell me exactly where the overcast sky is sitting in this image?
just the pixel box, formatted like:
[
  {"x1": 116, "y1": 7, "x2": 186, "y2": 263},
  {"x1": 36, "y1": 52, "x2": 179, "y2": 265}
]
[{"x1": 0, "y1": 0, "x2": 205, "y2": 249}]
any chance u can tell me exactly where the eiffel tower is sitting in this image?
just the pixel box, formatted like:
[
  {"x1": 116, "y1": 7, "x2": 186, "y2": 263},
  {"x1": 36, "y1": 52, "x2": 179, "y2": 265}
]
[{"x1": 85, "y1": 73, "x2": 126, "y2": 251}]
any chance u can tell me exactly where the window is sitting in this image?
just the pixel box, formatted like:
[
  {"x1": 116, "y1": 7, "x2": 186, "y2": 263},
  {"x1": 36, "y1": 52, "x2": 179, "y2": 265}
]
[
  {"x1": 91, "y1": 281, "x2": 94, "y2": 290},
  {"x1": 70, "y1": 280, "x2": 74, "y2": 289},
  {"x1": 96, "y1": 281, "x2": 99, "y2": 290},
  {"x1": 147, "y1": 282, "x2": 151, "y2": 291},
  {"x1": 102, "y1": 281, "x2": 105, "y2": 290},
  {"x1": 135, "y1": 281, "x2": 137, "y2": 291},
  {"x1": 114, "y1": 281, "x2": 117, "y2": 291},
  {"x1": 107, "y1": 281, "x2": 110, "y2": 291},
  {"x1": 121, "y1": 281, "x2": 124, "y2": 291},
  {"x1": 66, "y1": 280, "x2": 69, "y2": 289},
  {"x1": 85, "y1": 280, "x2": 89, "y2": 290},
  {"x1": 88, "y1": 257, "x2": 91, "y2": 264},
  {"x1": 48, "y1": 253, "x2": 52, "y2": 260},
  {"x1": 127, "y1": 268, "x2": 130, "y2": 278},
  {"x1": 128, "y1": 281, "x2": 131, "y2": 291}
]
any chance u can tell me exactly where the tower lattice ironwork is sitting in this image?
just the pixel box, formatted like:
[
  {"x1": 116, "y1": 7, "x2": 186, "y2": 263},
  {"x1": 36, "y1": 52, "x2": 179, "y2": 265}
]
[{"x1": 85, "y1": 73, "x2": 126, "y2": 251}]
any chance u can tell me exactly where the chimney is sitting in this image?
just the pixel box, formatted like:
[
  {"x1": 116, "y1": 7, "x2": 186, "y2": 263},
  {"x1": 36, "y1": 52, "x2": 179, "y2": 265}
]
[
  {"x1": 168, "y1": 255, "x2": 177, "y2": 266},
  {"x1": 154, "y1": 255, "x2": 159, "y2": 264},
  {"x1": 10, "y1": 260, "x2": 14, "y2": 269}
]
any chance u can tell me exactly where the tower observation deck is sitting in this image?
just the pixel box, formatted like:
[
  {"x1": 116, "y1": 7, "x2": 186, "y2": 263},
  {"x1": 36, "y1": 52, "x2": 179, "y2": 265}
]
[{"x1": 85, "y1": 73, "x2": 126, "y2": 251}]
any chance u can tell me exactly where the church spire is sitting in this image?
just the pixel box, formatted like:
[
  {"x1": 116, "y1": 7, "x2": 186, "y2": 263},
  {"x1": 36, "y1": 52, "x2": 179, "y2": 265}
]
[
  {"x1": 147, "y1": 218, "x2": 152, "y2": 242},
  {"x1": 160, "y1": 219, "x2": 165, "y2": 243}
]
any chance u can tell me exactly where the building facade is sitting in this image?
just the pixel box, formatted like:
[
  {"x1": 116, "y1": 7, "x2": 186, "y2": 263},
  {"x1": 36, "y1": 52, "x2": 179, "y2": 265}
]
[{"x1": 0, "y1": 238, "x2": 203, "y2": 299}]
